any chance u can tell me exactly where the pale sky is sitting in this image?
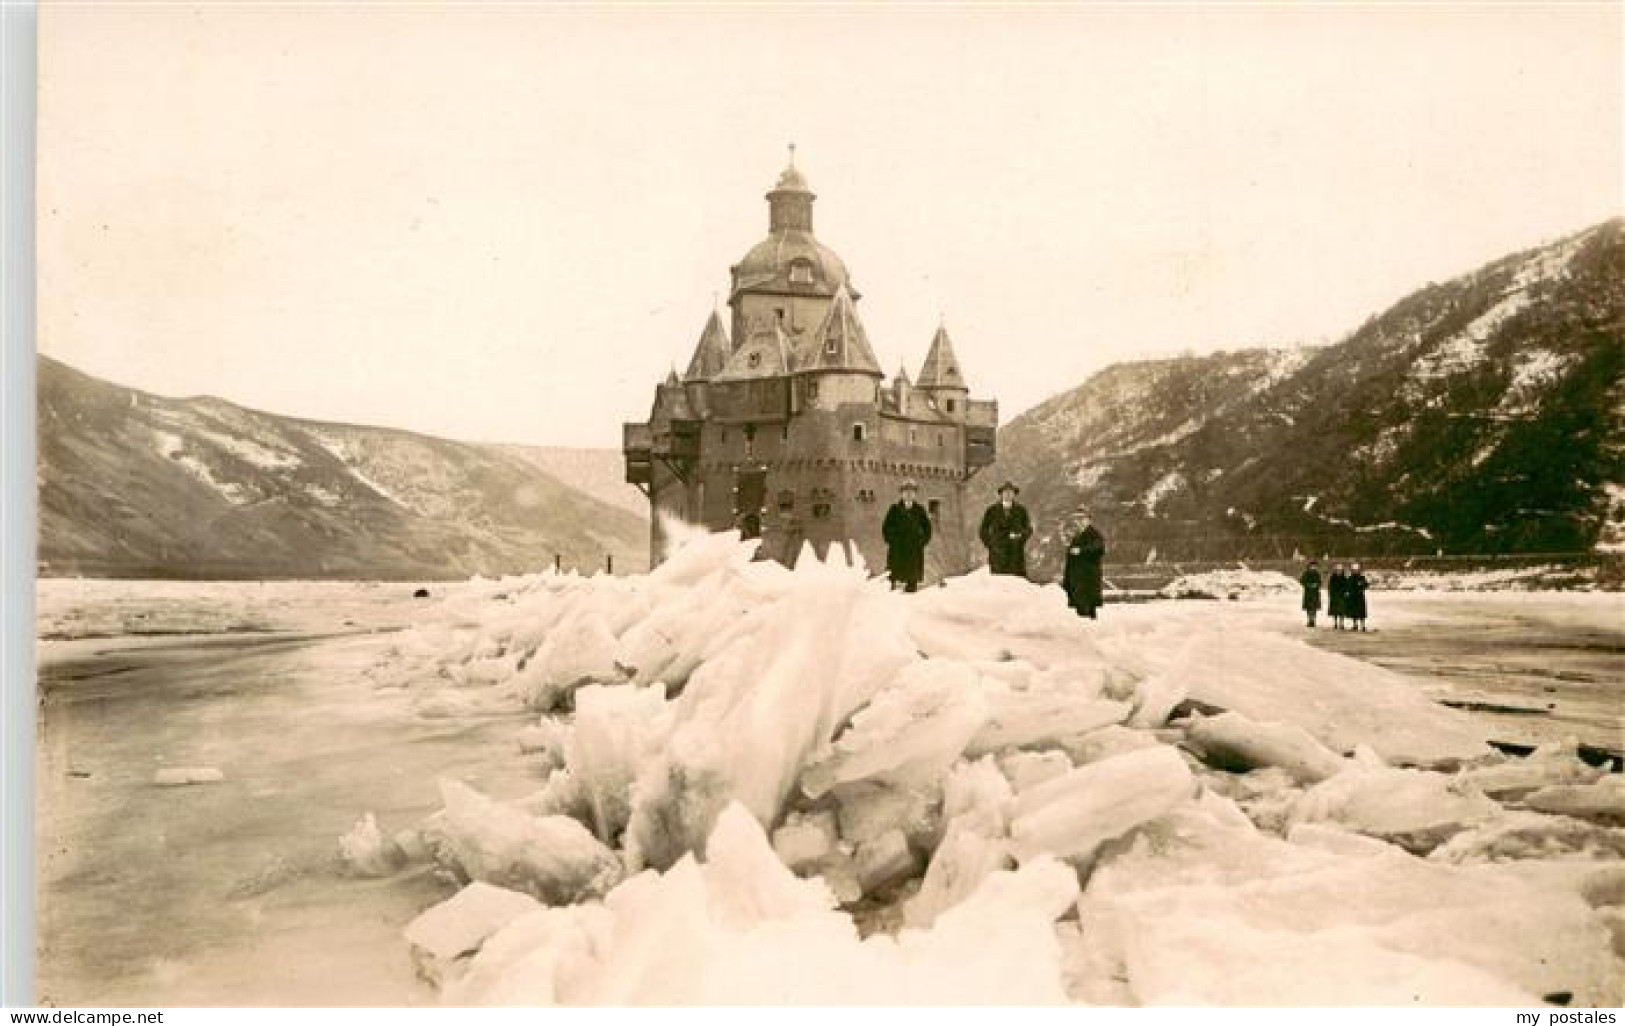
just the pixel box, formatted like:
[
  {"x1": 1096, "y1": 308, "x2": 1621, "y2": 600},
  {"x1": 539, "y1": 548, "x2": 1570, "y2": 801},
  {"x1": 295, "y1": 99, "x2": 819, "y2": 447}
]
[{"x1": 38, "y1": 3, "x2": 1623, "y2": 448}]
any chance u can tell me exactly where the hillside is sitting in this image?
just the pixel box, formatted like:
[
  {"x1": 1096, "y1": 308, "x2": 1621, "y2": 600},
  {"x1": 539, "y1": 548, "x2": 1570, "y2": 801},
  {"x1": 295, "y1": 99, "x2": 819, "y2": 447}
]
[
  {"x1": 496, "y1": 445, "x2": 647, "y2": 518},
  {"x1": 981, "y1": 219, "x2": 1625, "y2": 577},
  {"x1": 37, "y1": 356, "x2": 649, "y2": 579}
]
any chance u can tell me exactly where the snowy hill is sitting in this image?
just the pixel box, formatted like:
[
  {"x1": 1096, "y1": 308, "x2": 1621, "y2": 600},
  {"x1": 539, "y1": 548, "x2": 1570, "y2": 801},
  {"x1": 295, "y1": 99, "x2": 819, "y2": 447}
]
[
  {"x1": 496, "y1": 445, "x2": 646, "y2": 518},
  {"x1": 36, "y1": 355, "x2": 649, "y2": 579},
  {"x1": 985, "y1": 219, "x2": 1625, "y2": 576}
]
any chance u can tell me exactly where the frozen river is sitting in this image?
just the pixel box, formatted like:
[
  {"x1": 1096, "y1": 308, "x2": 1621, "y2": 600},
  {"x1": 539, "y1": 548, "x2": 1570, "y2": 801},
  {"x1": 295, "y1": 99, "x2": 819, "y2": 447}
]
[{"x1": 31, "y1": 578, "x2": 1625, "y2": 1006}]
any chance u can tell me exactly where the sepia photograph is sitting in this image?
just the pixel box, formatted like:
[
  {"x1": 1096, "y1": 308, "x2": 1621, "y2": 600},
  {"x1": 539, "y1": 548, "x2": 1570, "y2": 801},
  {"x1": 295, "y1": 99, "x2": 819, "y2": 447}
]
[{"x1": 15, "y1": 0, "x2": 1625, "y2": 1009}]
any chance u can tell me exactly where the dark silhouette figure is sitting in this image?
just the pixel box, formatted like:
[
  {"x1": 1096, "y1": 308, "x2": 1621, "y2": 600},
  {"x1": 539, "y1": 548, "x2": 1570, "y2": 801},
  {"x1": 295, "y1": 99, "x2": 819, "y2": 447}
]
[
  {"x1": 1328, "y1": 563, "x2": 1349, "y2": 630},
  {"x1": 1347, "y1": 562, "x2": 1370, "y2": 631},
  {"x1": 1061, "y1": 509, "x2": 1106, "y2": 618},
  {"x1": 881, "y1": 481, "x2": 933, "y2": 593},
  {"x1": 979, "y1": 481, "x2": 1032, "y2": 577},
  {"x1": 1299, "y1": 560, "x2": 1322, "y2": 628}
]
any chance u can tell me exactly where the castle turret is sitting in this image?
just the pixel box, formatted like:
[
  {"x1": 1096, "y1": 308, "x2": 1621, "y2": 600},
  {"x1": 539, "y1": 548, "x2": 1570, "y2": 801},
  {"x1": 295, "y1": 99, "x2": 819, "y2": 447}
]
[
  {"x1": 728, "y1": 150, "x2": 855, "y2": 350},
  {"x1": 683, "y1": 308, "x2": 732, "y2": 383},
  {"x1": 682, "y1": 307, "x2": 731, "y2": 418},
  {"x1": 915, "y1": 322, "x2": 970, "y2": 423}
]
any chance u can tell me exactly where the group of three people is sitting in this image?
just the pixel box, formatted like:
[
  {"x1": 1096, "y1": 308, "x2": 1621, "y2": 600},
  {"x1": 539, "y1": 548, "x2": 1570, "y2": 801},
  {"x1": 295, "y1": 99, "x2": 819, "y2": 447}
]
[
  {"x1": 882, "y1": 479, "x2": 1107, "y2": 619},
  {"x1": 1298, "y1": 560, "x2": 1370, "y2": 631}
]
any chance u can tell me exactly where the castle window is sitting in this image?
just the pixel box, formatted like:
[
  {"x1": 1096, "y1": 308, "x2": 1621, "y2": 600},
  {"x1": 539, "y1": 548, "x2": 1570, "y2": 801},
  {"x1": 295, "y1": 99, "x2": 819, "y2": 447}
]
[
  {"x1": 811, "y1": 487, "x2": 833, "y2": 519},
  {"x1": 945, "y1": 398, "x2": 957, "y2": 413},
  {"x1": 928, "y1": 499, "x2": 942, "y2": 519},
  {"x1": 852, "y1": 423, "x2": 866, "y2": 443},
  {"x1": 781, "y1": 424, "x2": 789, "y2": 442},
  {"x1": 805, "y1": 379, "x2": 820, "y2": 402},
  {"x1": 937, "y1": 432, "x2": 944, "y2": 447},
  {"x1": 908, "y1": 427, "x2": 918, "y2": 446},
  {"x1": 778, "y1": 489, "x2": 795, "y2": 512}
]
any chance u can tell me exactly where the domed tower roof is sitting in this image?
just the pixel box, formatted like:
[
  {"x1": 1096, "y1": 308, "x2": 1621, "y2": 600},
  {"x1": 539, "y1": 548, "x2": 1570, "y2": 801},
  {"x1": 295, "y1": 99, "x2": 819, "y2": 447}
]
[{"x1": 729, "y1": 148, "x2": 856, "y2": 301}]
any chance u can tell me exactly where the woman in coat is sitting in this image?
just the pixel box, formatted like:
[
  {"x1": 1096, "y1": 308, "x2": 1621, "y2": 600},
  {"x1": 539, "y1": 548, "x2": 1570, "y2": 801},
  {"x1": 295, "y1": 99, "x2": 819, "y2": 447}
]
[
  {"x1": 881, "y1": 480, "x2": 932, "y2": 592},
  {"x1": 1299, "y1": 559, "x2": 1322, "y2": 628},
  {"x1": 1346, "y1": 562, "x2": 1370, "y2": 631},
  {"x1": 1328, "y1": 563, "x2": 1349, "y2": 630},
  {"x1": 1061, "y1": 508, "x2": 1106, "y2": 619}
]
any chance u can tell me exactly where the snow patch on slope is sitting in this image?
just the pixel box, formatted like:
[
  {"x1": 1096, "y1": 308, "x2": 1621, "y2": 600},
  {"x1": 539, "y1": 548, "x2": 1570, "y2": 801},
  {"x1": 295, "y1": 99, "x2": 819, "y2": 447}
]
[{"x1": 152, "y1": 429, "x2": 252, "y2": 505}]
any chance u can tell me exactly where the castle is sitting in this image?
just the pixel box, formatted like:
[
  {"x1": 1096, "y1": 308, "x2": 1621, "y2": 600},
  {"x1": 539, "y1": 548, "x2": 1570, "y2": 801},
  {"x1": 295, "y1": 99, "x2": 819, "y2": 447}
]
[{"x1": 623, "y1": 152, "x2": 998, "y2": 579}]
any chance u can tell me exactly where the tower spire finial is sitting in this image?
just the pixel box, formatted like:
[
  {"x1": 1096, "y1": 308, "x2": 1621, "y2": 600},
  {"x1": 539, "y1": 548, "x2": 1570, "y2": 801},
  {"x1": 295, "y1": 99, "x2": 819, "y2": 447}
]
[{"x1": 788, "y1": 142, "x2": 796, "y2": 168}]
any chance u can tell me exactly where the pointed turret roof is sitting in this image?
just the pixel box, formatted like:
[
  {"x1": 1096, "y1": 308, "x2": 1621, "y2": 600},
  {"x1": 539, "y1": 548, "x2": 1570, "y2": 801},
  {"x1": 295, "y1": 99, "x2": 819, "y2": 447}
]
[
  {"x1": 917, "y1": 323, "x2": 967, "y2": 389},
  {"x1": 650, "y1": 375, "x2": 695, "y2": 422},
  {"x1": 716, "y1": 322, "x2": 795, "y2": 381},
  {"x1": 799, "y1": 284, "x2": 883, "y2": 376},
  {"x1": 682, "y1": 308, "x2": 732, "y2": 382}
]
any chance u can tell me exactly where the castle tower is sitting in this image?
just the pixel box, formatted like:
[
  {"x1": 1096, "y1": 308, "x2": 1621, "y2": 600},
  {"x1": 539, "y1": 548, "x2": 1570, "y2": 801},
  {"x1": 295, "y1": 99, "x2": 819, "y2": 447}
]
[{"x1": 625, "y1": 153, "x2": 998, "y2": 576}]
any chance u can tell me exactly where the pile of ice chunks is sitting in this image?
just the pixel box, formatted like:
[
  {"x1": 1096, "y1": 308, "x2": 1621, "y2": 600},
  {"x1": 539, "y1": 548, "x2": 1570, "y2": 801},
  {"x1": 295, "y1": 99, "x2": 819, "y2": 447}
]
[{"x1": 336, "y1": 530, "x2": 1623, "y2": 1005}]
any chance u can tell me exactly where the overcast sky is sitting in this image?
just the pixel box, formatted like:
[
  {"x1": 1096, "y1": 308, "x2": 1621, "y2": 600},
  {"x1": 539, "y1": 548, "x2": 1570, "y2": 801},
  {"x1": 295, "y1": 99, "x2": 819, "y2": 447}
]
[{"x1": 39, "y1": 3, "x2": 1622, "y2": 448}]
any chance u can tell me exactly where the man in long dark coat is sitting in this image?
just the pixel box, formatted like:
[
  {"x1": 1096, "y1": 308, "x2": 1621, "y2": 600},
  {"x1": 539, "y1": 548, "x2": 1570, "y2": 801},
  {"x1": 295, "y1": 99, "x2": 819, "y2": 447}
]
[
  {"x1": 979, "y1": 481, "x2": 1033, "y2": 577},
  {"x1": 882, "y1": 480, "x2": 932, "y2": 592},
  {"x1": 1346, "y1": 562, "x2": 1370, "y2": 631},
  {"x1": 1328, "y1": 563, "x2": 1349, "y2": 630},
  {"x1": 1061, "y1": 508, "x2": 1106, "y2": 618},
  {"x1": 1299, "y1": 559, "x2": 1323, "y2": 628}
]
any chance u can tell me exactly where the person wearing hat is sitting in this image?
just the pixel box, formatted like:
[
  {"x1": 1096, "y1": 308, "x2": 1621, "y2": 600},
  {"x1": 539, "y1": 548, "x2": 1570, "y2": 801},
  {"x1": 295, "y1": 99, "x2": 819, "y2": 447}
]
[
  {"x1": 1061, "y1": 507, "x2": 1106, "y2": 618},
  {"x1": 1299, "y1": 558, "x2": 1323, "y2": 628},
  {"x1": 1346, "y1": 561, "x2": 1371, "y2": 632},
  {"x1": 882, "y1": 479, "x2": 933, "y2": 593},
  {"x1": 979, "y1": 481, "x2": 1033, "y2": 577}
]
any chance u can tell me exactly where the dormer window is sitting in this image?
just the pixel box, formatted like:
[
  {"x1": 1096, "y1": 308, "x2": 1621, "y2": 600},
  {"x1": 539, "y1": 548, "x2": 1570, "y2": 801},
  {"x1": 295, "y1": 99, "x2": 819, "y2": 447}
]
[
  {"x1": 789, "y1": 261, "x2": 814, "y2": 285},
  {"x1": 747, "y1": 351, "x2": 762, "y2": 369},
  {"x1": 825, "y1": 334, "x2": 838, "y2": 356}
]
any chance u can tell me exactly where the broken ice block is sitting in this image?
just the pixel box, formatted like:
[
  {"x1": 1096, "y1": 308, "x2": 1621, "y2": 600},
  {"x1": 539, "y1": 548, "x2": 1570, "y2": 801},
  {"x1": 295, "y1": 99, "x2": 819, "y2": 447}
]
[
  {"x1": 772, "y1": 812, "x2": 838, "y2": 874},
  {"x1": 854, "y1": 828, "x2": 921, "y2": 897},
  {"x1": 1174, "y1": 629, "x2": 1491, "y2": 765},
  {"x1": 1523, "y1": 777, "x2": 1625, "y2": 823},
  {"x1": 1186, "y1": 710, "x2": 1347, "y2": 784},
  {"x1": 404, "y1": 881, "x2": 539, "y2": 987},
  {"x1": 506, "y1": 607, "x2": 625, "y2": 710},
  {"x1": 967, "y1": 697, "x2": 1130, "y2": 757},
  {"x1": 800, "y1": 660, "x2": 986, "y2": 797},
  {"x1": 997, "y1": 750, "x2": 1073, "y2": 792},
  {"x1": 1288, "y1": 763, "x2": 1500, "y2": 854},
  {"x1": 1057, "y1": 723, "x2": 1158, "y2": 766},
  {"x1": 567, "y1": 683, "x2": 672, "y2": 843},
  {"x1": 1458, "y1": 740, "x2": 1605, "y2": 800},
  {"x1": 1428, "y1": 811, "x2": 1625, "y2": 864},
  {"x1": 833, "y1": 780, "x2": 941, "y2": 852},
  {"x1": 339, "y1": 811, "x2": 403, "y2": 877},
  {"x1": 1010, "y1": 745, "x2": 1196, "y2": 863},
  {"x1": 903, "y1": 810, "x2": 1012, "y2": 928},
  {"x1": 434, "y1": 779, "x2": 622, "y2": 904}
]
